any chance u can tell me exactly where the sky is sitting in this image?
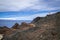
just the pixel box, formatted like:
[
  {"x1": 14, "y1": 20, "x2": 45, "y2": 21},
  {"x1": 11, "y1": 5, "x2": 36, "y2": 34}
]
[{"x1": 0, "y1": 0, "x2": 60, "y2": 20}]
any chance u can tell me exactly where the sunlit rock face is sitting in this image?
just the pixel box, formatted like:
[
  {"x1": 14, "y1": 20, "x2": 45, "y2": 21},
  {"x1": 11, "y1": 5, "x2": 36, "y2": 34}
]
[
  {"x1": 2, "y1": 12, "x2": 60, "y2": 40},
  {"x1": 20, "y1": 22, "x2": 35, "y2": 27}
]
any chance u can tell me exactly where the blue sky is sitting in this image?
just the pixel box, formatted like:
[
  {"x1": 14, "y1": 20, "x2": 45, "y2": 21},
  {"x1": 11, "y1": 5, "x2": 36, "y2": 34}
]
[{"x1": 0, "y1": 0, "x2": 60, "y2": 20}]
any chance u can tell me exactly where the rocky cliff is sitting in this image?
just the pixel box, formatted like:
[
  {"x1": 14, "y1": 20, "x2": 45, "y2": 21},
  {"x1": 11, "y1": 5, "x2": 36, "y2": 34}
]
[{"x1": 1, "y1": 12, "x2": 60, "y2": 40}]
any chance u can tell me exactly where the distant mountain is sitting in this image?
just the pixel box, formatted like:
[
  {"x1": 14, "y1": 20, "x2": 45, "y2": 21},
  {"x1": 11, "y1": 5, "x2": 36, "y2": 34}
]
[{"x1": 1, "y1": 12, "x2": 60, "y2": 40}]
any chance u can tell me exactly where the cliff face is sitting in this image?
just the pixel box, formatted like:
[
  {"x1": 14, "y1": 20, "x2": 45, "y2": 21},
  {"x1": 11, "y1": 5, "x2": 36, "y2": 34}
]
[{"x1": 2, "y1": 12, "x2": 60, "y2": 40}]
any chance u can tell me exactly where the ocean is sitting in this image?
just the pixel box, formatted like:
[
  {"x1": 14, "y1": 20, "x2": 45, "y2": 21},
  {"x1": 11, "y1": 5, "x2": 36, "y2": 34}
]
[{"x1": 0, "y1": 20, "x2": 32, "y2": 28}]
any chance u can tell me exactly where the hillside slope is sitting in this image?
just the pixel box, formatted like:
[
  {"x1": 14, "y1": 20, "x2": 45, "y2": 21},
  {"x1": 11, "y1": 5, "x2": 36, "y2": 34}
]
[{"x1": 3, "y1": 12, "x2": 60, "y2": 40}]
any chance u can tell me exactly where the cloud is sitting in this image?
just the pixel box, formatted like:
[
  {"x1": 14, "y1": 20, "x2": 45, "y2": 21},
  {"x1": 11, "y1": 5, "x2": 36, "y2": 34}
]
[
  {"x1": 29, "y1": 0, "x2": 60, "y2": 11},
  {"x1": 0, "y1": 0, "x2": 38, "y2": 11},
  {"x1": 0, "y1": 12, "x2": 56, "y2": 20},
  {"x1": 0, "y1": 0, "x2": 60, "y2": 12},
  {"x1": 0, "y1": 18, "x2": 17, "y2": 20}
]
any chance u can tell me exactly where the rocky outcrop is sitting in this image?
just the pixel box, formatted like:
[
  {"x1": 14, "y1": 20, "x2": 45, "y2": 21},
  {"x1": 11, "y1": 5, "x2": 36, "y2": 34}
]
[
  {"x1": 18, "y1": 22, "x2": 35, "y2": 30},
  {"x1": 0, "y1": 26, "x2": 10, "y2": 34},
  {"x1": 11, "y1": 22, "x2": 35, "y2": 30},
  {"x1": 31, "y1": 17, "x2": 41, "y2": 23},
  {"x1": 11, "y1": 23, "x2": 19, "y2": 29}
]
